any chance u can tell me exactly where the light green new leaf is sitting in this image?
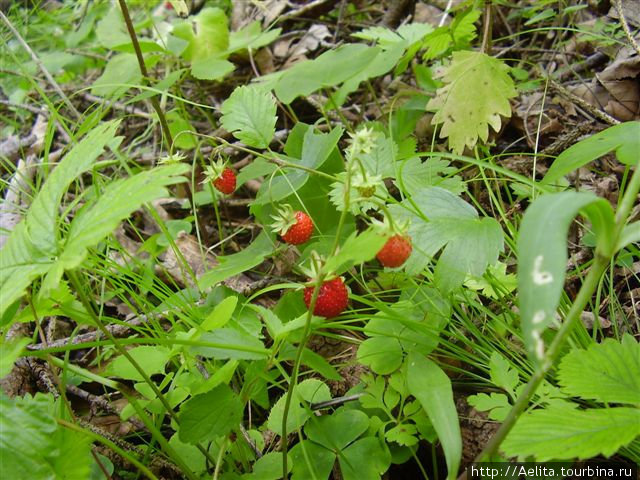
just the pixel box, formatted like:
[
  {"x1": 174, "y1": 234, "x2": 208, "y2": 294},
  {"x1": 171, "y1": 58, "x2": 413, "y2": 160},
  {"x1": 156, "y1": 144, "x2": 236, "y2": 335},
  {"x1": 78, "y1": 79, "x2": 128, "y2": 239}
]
[
  {"x1": 407, "y1": 352, "x2": 461, "y2": 480},
  {"x1": 543, "y1": 121, "x2": 640, "y2": 185},
  {"x1": 173, "y1": 7, "x2": 229, "y2": 62},
  {"x1": 517, "y1": 191, "x2": 615, "y2": 361},
  {"x1": 220, "y1": 85, "x2": 277, "y2": 148},
  {"x1": 178, "y1": 385, "x2": 243, "y2": 444},
  {"x1": 428, "y1": 51, "x2": 516, "y2": 154},
  {"x1": 502, "y1": 407, "x2": 640, "y2": 460},
  {"x1": 200, "y1": 296, "x2": 237, "y2": 332},
  {"x1": 58, "y1": 163, "x2": 189, "y2": 271},
  {"x1": 557, "y1": 334, "x2": 640, "y2": 405},
  {"x1": 190, "y1": 57, "x2": 235, "y2": 81}
]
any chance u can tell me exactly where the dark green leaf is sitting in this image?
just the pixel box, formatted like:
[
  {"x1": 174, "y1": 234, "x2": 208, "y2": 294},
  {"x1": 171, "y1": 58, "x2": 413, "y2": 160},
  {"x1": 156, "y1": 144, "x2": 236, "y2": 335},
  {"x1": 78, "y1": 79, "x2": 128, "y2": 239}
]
[{"x1": 178, "y1": 385, "x2": 242, "y2": 444}]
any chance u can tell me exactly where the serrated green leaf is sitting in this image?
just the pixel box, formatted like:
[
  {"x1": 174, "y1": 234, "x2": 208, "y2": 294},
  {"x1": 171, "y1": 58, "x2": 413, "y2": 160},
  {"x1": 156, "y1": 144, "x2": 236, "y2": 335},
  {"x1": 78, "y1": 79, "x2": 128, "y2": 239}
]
[
  {"x1": 397, "y1": 157, "x2": 466, "y2": 196},
  {"x1": 489, "y1": 352, "x2": 519, "y2": 398},
  {"x1": 58, "y1": 164, "x2": 189, "y2": 271},
  {"x1": 543, "y1": 122, "x2": 640, "y2": 185},
  {"x1": 558, "y1": 335, "x2": 640, "y2": 405},
  {"x1": 467, "y1": 393, "x2": 512, "y2": 421},
  {"x1": 390, "y1": 187, "x2": 504, "y2": 292},
  {"x1": 178, "y1": 385, "x2": 242, "y2": 444},
  {"x1": 422, "y1": 9, "x2": 481, "y2": 60},
  {"x1": 502, "y1": 407, "x2": 640, "y2": 460},
  {"x1": 220, "y1": 85, "x2": 277, "y2": 148},
  {"x1": 0, "y1": 393, "x2": 92, "y2": 479},
  {"x1": 428, "y1": 51, "x2": 516, "y2": 154},
  {"x1": 407, "y1": 352, "x2": 461, "y2": 480},
  {"x1": 0, "y1": 122, "x2": 120, "y2": 317},
  {"x1": 517, "y1": 192, "x2": 615, "y2": 361},
  {"x1": 27, "y1": 121, "x2": 121, "y2": 255}
]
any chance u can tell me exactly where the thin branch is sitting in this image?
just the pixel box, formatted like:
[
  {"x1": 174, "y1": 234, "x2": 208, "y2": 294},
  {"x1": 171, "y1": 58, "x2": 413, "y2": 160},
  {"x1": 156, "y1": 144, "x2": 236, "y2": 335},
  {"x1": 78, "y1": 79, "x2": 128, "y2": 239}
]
[{"x1": 117, "y1": 0, "x2": 173, "y2": 149}]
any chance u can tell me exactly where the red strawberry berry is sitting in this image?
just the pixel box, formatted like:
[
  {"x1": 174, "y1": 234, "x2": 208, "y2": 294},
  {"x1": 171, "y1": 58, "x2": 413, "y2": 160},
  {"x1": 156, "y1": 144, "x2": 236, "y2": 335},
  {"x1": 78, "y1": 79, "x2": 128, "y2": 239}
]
[
  {"x1": 213, "y1": 167, "x2": 236, "y2": 195},
  {"x1": 376, "y1": 234, "x2": 412, "y2": 268},
  {"x1": 281, "y1": 211, "x2": 313, "y2": 245},
  {"x1": 303, "y1": 277, "x2": 349, "y2": 318}
]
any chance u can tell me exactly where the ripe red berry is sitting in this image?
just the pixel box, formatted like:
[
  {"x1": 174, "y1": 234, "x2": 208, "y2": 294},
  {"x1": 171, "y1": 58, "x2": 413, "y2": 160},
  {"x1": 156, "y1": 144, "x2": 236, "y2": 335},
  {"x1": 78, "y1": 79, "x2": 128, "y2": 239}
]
[
  {"x1": 213, "y1": 167, "x2": 236, "y2": 195},
  {"x1": 376, "y1": 234, "x2": 412, "y2": 268},
  {"x1": 281, "y1": 211, "x2": 313, "y2": 245},
  {"x1": 303, "y1": 277, "x2": 349, "y2": 318}
]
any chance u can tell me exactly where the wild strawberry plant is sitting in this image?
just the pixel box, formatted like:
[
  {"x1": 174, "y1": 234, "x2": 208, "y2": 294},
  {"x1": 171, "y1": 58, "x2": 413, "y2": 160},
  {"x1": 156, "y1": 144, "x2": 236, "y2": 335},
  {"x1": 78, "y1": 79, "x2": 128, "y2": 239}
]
[{"x1": 1, "y1": 1, "x2": 639, "y2": 479}]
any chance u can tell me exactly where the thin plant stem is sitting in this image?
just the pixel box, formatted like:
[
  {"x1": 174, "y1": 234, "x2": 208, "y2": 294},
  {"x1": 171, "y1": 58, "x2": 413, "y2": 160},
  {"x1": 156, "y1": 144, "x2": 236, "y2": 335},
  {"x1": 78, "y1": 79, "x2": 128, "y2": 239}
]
[
  {"x1": 281, "y1": 153, "x2": 353, "y2": 478},
  {"x1": 117, "y1": 0, "x2": 173, "y2": 149},
  {"x1": 480, "y1": 0, "x2": 493, "y2": 54}
]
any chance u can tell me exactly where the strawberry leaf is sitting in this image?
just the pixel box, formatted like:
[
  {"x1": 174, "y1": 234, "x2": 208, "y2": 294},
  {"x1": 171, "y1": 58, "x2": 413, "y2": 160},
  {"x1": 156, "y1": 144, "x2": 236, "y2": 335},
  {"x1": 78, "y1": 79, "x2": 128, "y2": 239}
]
[
  {"x1": 389, "y1": 187, "x2": 504, "y2": 292},
  {"x1": 220, "y1": 85, "x2": 277, "y2": 148},
  {"x1": 428, "y1": 51, "x2": 516, "y2": 154}
]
